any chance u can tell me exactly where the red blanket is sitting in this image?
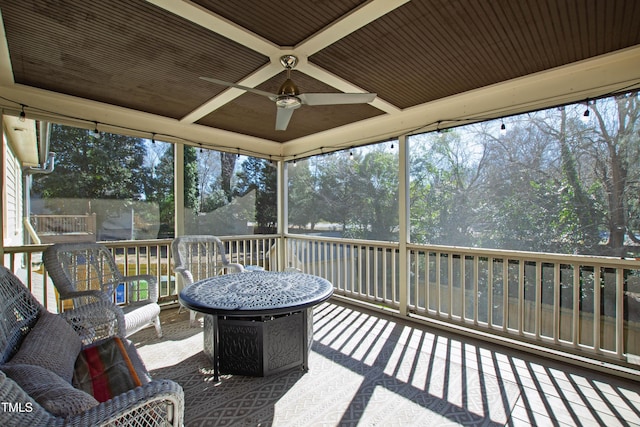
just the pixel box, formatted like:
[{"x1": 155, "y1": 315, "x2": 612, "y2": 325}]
[{"x1": 73, "y1": 337, "x2": 141, "y2": 402}]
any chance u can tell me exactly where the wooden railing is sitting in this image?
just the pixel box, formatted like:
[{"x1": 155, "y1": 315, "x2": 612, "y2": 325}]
[
  {"x1": 2, "y1": 235, "x2": 278, "y2": 311},
  {"x1": 3, "y1": 234, "x2": 639, "y2": 377},
  {"x1": 285, "y1": 235, "x2": 640, "y2": 377}
]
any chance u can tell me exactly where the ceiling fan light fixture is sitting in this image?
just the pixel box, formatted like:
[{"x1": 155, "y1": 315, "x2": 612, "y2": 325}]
[{"x1": 276, "y1": 95, "x2": 301, "y2": 109}]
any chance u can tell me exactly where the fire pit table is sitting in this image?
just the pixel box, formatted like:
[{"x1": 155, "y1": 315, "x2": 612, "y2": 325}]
[{"x1": 179, "y1": 270, "x2": 333, "y2": 381}]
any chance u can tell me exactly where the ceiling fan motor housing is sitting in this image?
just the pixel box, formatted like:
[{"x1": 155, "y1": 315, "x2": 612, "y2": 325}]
[{"x1": 276, "y1": 77, "x2": 301, "y2": 108}]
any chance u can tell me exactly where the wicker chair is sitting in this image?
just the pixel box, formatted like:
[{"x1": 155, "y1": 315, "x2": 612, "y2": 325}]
[
  {"x1": 0, "y1": 265, "x2": 184, "y2": 427},
  {"x1": 172, "y1": 235, "x2": 246, "y2": 326},
  {"x1": 43, "y1": 242, "x2": 162, "y2": 338}
]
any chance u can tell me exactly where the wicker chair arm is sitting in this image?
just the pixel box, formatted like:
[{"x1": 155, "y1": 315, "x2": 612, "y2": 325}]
[
  {"x1": 0, "y1": 372, "x2": 59, "y2": 427},
  {"x1": 225, "y1": 263, "x2": 245, "y2": 273},
  {"x1": 0, "y1": 373, "x2": 184, "y2": 427},
  {"x1": 121, "y1": 274, "x2": 159, "y2": 303},
  {"x1": 60, "y1": 301, "x2": 126, "y2": 345},
  {"x1": 66, "y1": 379, "x2": 184, "y2": 427},
  {"x1": 173, "y1": 267, "x2": 194, "y2": 286},
  {"x1": 59, "y1": 289, "x2": 113, "y2": 307}
]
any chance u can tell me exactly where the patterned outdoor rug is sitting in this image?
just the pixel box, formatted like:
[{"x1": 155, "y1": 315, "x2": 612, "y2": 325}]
[{"x1": 132, "y1": 304, "x2": 521, "y2": 426}]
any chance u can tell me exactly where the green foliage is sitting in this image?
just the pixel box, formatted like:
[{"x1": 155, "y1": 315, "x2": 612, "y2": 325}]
[
  {"x1": 219, "y1": 152, "x2": 237, "y2": 202},
  {"x1": 183, "y1": 146, "x2": 200, "y2": 211},
  {"x1": 33, "y1": 93, "x2": 639, "y2": 252},
  {"x1": 287, "y1": 92, "x2": 639, "y2": 256},
  {"x1": 33, "y1": 125, "x2": 149, "y2": 201},
  {"x1": 356, "y1": 150, "x2": 399, "y2": 241},
  {"x1": 234, "y1": 157, "x2": 277, "y2": 232},
  {"x1": 316, "y1": 153, "x2": 362, "y2": 232},
  {"x1": 289, "y1": 148, "x2": 399, "y2": 241},
  {"x1": 288, "y1": 161, "x2": 320, "y2": 229},
  {"x1": 409, "y1": 132, "x2": 479, "y2": 245},
  {"x1": 200, "y1": 188, "x2": 227, "y2": 212},
  {"x1": 143, "y1": 145, "x2": 199, "y2": 237}
]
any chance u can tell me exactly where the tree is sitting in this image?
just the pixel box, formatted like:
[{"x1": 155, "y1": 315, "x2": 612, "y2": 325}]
[
  {"x1": 316, "y1": 152, "x2": 363, "y2": 235},
  {"x1": 219, "y1": 152, "x2": 237, "y2": 203},
  {"x1": 288, "y1": 160, "x2": 320, "y2": 230},
  {"x1": 590, "y1": 93, "x2": 640, "y2": 254},
  {"x1": 197, "y1": 149, "x2": 221, "y2": 211},
  {"x1": 184, "y1": 146, "x2": 199, "y2": 212},
  {"x1": 410, "y1": 131, "x2": 484, "y2": 246},
  {"x1": 33, "y1": 125, "x2": 148, "y2": 201},
  {"x1": 527, "y1": 107, "x2": 603, "y2": 252},
  {"x1": 148, "y1": 145, "x2": 199, "y2": 237},
  {"x1": 355, "y1": 149, "x2": 399, "y2": 241},
  {"x1": 234, "y1": 157, "x2": 277, "y2": 232},
  {"x1": 31, "y1": 125, "x2": 155, "y2": 240}
]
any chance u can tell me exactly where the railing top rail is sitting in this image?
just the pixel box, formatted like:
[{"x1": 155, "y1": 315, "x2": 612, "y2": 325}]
[
  {"x1": 170, "y1": 234, "x2": 279, "y2": 241},
  {"x1": 215, "y1": 234, "x2": 280, "y2": 240},
  {"x1": 286, "y1": 234, "x2": 640, "y2": 268},
  {"x1": 406, "y1": 242, "x2": 640, "y2": 267},
  {"x1": 5, "y1": 235, "x2": 639, "y2": 269},
  {"x1": 30, "y1": 214, "x2": 96, "y2": 218},
  {"x1": 3, "y1": 244, "x2": 50, "y2": 254},
  {"x1": 2, "y1": 235, "x2": 280, "y2": 253},
  {"x1": 285, "y1": 233, "x2": 399, "y2": 249}
]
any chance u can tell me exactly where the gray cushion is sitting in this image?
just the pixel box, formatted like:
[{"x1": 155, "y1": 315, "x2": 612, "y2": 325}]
[
  {"x1": 8, "y1": 311, "x2": 82, "y2": 383},
  {"x1": 2, "y1": 364, "x2": 99, "y2": 416}
]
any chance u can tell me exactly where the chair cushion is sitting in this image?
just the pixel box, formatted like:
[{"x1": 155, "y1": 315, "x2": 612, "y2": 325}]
[
  {"x1": 8, "y1": 311, "x2": 82, "y2": 383},
  {"x1": 2, "y1": 363, "x2": 99, "y2": 416},
  {"x1": 73, "y1": 337, "x2": 142, "y2": 402}
]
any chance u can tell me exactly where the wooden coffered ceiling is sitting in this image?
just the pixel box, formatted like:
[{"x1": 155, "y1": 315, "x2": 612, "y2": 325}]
[{"x1": 0, "y1": 0, "x2": 639, "y2": 160}]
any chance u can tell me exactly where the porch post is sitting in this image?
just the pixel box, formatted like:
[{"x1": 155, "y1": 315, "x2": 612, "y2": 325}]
[
  {"x1": 398, "y1": 135, "x2": 409, "y2": 316},
  {"x1": 174, "y1": 143, "x2": 185, "y2": 292},
  {"x1": 174, "y1": 143, "x2": 185, "y2": 237},
  {"x1": 276, "y1": 160, "x2": 288, "y2": 271},
  {"x1": 0, "y1": 134, "x2": 5, "y2": 258}
]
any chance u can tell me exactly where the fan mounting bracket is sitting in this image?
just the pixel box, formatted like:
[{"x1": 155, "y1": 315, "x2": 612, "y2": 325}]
[{"x1": 280, "y1": 55, "x2": 298, "y2": 70}]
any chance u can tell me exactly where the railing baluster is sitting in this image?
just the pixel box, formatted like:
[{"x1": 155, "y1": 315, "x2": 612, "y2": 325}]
[
  {"x1": 436, "y1": 251, "x2": 441, "y2": 317},
  {"x1": 427, "y1": 251, "x2": 432, "y2": 314},
  {"x1": 392, "y1": 248, "x2": 397, "y2": 304},
  {"x1": 554, "y1": 263, "x2": 561, "y2": 344},
  {"x1": 461, "y1": 255, "x2": 467, "y2": 322},
  {"x1": 503, "y1": 258, "x2": 509, "y2": 332},
  {"x1": 594, "y1": 266, "x2": 602, "y2": 353},
  {"x1": 616, "y1": 268, "x2": 624, "y2": 359},
  {"x1": 448, "y1": 253, "x2": 453, "y2": 319},
  {"x1": 572, "y1": 263, "x2": 580, "y2": 348},
  {"x1": 518, "y1": 259, "x2": 525, "y2": 335},
  {"x1": 487, "y1": 257, "x2": 494, "y2": 328},
  {"x1": 473, "y1": 255, "x2": 479, "y2": 325}
]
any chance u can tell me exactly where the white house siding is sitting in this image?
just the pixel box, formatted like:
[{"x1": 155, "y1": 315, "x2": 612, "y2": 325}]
[{"x1": 3, "y1": 132, "x2": 23, "y2": 248}]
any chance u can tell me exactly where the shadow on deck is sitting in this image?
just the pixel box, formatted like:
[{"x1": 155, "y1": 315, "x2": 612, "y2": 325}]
[{"x1": 131, "y1": 301, "x2": 640, "y2": 427}]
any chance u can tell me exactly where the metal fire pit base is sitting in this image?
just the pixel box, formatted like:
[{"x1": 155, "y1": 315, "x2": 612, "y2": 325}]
[{"x1": 203, "y1": 309, "x2": 313, "y2": 377}]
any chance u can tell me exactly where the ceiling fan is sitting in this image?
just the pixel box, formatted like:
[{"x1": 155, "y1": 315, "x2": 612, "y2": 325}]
[{"x1": 200, "y1": 55, "x2": 377, "y2": 131}]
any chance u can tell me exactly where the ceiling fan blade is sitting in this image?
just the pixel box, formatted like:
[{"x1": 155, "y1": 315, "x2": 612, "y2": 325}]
[
  {"x1": 275, "y1": 107, "x2": 295, "y2": 131},
  {"x1": 199, "y1": 77, "x2": 277, "y2": 99},
  {"x1": 298, "y1": 92, "x2": 376, "y2": 106}
]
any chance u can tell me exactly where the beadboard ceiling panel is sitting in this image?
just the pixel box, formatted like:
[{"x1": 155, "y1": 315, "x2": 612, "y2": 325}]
[{"x1": 0, "y1": 0, "x2": 638, "y2": 155}]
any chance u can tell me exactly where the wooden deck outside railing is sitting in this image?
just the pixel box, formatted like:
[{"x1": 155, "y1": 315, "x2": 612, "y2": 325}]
[{"x1": 30, "y1": 214, "x2": 97, "y2": 243}]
